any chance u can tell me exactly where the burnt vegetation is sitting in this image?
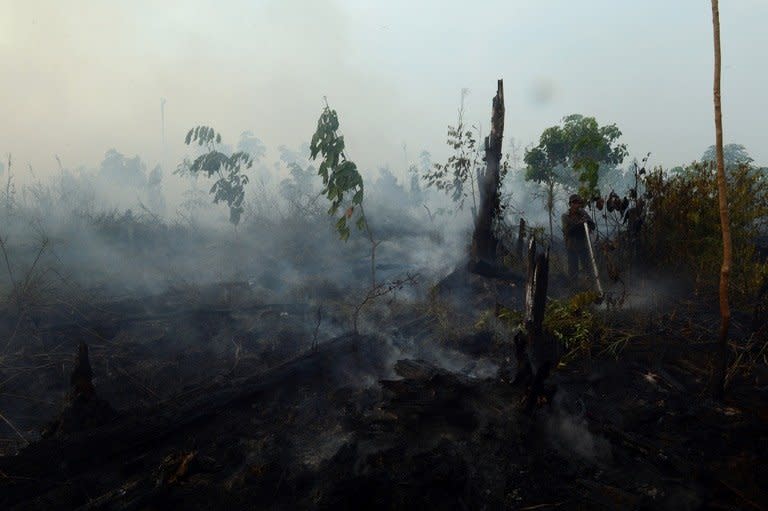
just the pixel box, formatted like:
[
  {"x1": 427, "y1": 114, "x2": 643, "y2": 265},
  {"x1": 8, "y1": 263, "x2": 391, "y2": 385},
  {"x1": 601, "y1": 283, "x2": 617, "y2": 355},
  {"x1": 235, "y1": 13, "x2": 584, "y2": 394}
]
[{"x1": 1, "y1": 51, "x2": 767, "y2": 511}]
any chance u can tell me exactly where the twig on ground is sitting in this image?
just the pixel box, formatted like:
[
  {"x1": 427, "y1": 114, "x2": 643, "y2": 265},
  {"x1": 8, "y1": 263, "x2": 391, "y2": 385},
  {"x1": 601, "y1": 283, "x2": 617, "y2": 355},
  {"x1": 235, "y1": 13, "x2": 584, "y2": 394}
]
[
  {"x1": 518, "y1": 503, "x2": 564, "y2": 511},
  {"x1": 0, "y1": 409, "x2": 28, "y2": 445}
]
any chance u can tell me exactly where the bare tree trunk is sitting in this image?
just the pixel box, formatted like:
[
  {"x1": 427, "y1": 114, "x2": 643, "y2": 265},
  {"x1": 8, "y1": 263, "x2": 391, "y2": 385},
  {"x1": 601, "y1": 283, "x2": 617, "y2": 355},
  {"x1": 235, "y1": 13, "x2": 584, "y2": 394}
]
[
  {"x1": 711, "y1": 0, "x2": 732, "y2": 400},
  {"x1": 547, "y1": 180, "x2": 555, "y2": 242},
  {"x1": 471, "y1": 79, "x2": 505, "y2": 264}
]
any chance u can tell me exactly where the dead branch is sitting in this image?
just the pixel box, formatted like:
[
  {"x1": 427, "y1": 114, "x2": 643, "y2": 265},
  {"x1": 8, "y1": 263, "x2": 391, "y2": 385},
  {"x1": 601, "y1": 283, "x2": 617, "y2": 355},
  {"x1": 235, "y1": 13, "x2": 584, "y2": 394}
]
[{"x1": 353, "y1": 273, "x2": 418, "y2": 333}]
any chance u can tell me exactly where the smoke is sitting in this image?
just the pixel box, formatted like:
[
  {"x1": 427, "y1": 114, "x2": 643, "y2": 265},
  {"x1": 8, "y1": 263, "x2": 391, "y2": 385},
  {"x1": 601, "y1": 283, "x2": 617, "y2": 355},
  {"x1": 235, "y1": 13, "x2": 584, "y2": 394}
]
[
  {"x1": 0, "y1": 142, "x2": 478, "y2": 312},
  {"x1": 546, "y1": 391, "x2": 612, "y2": 464},
  {"x1": 4, "y1": 0, "x2": 766, "y2": 183}
]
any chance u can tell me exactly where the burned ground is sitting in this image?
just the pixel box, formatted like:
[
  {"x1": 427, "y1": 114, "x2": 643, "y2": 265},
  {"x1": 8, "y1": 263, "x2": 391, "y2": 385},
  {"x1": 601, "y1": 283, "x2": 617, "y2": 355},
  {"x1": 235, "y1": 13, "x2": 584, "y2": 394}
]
[{"x1": 0, "y1": 259, "x2": 766, "y2": 510}]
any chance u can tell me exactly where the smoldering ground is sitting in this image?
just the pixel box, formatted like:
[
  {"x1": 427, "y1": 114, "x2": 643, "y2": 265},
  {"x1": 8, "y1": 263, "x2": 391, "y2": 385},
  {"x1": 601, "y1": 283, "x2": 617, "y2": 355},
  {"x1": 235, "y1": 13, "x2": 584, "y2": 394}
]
[{"x1": 0, "y1": 147, "x2": 494, "y2": 441}]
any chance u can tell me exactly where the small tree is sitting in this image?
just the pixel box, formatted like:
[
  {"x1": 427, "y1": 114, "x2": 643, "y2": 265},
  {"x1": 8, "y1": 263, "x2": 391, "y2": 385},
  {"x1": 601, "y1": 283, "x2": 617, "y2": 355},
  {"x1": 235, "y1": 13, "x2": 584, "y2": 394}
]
[
  {"x1": 524, "y1": 114, "x2": 628, "y2": 239},
  {"x1": 309, "y1": 102, "x2": 420, "y2": 333},
  {"x1": 309, "y1": 101, "x2": 379, "y2": 288},
  {"x1": 423, "y1": 89, "x2": 483, "y2": 220},
  {"x1": 176, "y1": 126, "x2": 253, "y2": 226}
]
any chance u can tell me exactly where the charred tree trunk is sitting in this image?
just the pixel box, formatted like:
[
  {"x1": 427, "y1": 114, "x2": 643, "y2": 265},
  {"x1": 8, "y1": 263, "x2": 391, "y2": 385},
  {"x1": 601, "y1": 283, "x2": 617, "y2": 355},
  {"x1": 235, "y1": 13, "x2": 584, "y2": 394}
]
[
  {"x1": 42, "y1": 343, "x2": 116, "y2": 439},
  {"x1": 513, "y1": 238, "x2": 539, "y2": 385},
  {"x1": 710, "y1": 0, "x2": 732, "y2": 400},
  {"x1": 470, "y1": 79, "x2": 505, "y2": 265},
  {"x1": 515, "y1": 238, "x2": 552, "y2": 412}
]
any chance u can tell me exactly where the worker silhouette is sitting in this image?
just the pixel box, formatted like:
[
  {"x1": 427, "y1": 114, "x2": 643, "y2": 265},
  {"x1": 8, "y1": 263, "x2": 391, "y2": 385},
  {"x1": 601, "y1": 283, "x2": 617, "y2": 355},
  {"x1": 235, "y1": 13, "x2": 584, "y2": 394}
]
[{"x1": 561, "y1": 194, "x2": 596, "y2": 280}]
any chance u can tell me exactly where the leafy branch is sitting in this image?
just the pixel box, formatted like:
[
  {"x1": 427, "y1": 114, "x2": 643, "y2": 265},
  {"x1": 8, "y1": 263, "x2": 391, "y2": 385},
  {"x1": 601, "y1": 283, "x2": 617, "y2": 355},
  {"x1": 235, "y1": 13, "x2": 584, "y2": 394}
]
[
  {"x1": 309, "y1": 103, "x2": 366, "y2": 241},
  {"x1": 176, "y1": 126, "x2": 253, "y2": 226}
]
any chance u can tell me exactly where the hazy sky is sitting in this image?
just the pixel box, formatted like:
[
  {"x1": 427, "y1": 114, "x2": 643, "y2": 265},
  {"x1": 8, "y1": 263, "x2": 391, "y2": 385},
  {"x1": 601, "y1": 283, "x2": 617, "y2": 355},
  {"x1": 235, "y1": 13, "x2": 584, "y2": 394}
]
[{"x1": 1, "y1": 0, "x2": 766, "y2": 184}]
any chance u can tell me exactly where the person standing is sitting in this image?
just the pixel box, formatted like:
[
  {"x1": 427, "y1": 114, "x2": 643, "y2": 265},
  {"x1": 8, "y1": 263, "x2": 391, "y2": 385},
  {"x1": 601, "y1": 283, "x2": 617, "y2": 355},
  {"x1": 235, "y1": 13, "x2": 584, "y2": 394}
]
[{"x1": 562, "y1": 194, "x2": 596, "y2": 280}]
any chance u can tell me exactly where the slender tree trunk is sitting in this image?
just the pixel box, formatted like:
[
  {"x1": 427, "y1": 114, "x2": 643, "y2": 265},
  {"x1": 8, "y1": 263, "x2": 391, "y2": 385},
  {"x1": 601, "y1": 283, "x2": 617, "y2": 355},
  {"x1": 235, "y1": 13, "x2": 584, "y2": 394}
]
[
  {"x1": 470, "y1": 162, "x2": 479, "y2": 224},
  {"x1": 359, "y1": 203, "x2": 377, "y2": 289},
  {"x1": 711, "y1": 0, "x2": 732, "y2": 400},
  {"x1": 471, "y1": 79, "x2": 505, "y2": 264},
  {"x1": 547, "y1": 180, "x2": 555, "y2": 242}
]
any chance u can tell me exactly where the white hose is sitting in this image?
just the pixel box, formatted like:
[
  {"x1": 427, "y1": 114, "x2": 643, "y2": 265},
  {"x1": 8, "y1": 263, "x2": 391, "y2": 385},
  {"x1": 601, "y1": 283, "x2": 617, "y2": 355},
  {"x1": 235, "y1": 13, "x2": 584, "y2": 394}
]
[{"x1": 583, "y1": 222, "x2": 603, "y2": 297}]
